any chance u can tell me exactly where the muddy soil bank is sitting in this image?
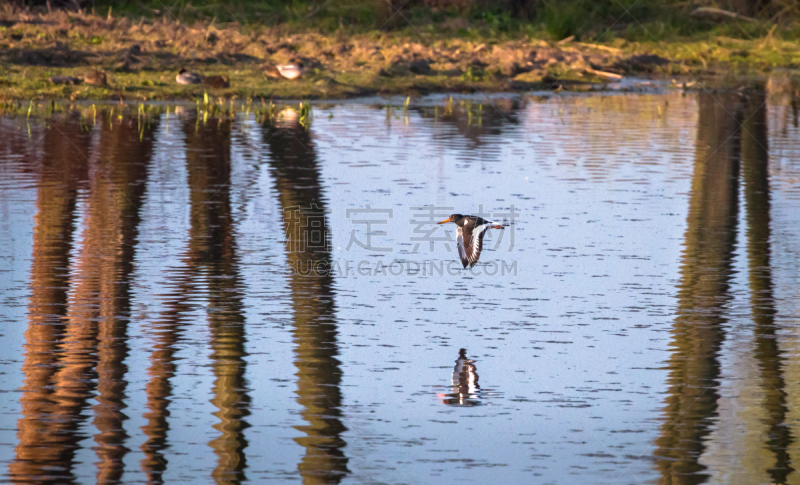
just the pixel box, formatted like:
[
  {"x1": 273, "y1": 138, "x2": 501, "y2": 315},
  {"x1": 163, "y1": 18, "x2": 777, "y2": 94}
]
[{"x1": 0, "y1": 9, "x2": 795, "y2": 100}]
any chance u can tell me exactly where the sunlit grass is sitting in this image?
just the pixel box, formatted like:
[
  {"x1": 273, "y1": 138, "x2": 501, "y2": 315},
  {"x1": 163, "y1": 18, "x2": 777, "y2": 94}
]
[{"x1": 3, "y1": 1, "x2": 800, "y2": 101}]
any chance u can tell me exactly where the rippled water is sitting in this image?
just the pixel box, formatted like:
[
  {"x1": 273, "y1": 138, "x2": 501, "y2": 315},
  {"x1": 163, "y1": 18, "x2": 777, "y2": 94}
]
[{"x1": 1, "y1": 85, "x2": 800, "y2": 484}]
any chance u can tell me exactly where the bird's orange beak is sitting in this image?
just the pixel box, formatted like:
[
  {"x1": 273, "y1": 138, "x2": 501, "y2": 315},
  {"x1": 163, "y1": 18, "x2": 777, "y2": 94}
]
[{"x1": 437, "y1": 217, "x2": 453, "y2": 224}]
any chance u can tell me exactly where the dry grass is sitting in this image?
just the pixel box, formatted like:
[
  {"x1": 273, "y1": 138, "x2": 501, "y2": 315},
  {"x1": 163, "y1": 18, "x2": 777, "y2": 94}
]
[{"x1": 0, "y1": 6, "x2": 798, "y2": 101}]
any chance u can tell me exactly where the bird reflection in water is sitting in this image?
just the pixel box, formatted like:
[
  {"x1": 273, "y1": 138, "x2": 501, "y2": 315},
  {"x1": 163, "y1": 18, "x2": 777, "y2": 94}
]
[{"x1": 439, "y1": 349, "x2": 481, "y2": 406}]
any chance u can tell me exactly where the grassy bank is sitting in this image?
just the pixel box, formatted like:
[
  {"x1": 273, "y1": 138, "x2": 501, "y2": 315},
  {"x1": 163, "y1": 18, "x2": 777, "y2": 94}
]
[{"x1": 1, "y1": 4, "x2": 799, "y2": 101}]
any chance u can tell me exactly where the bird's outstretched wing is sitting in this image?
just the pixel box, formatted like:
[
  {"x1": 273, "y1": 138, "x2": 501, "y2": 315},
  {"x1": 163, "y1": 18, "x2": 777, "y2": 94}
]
[
  {"x1": 457, "y1": 223, "x2": 492, "y2": 268},
  {"x1": 456, "y1": 226, "x2": 471, "y2": 268}
]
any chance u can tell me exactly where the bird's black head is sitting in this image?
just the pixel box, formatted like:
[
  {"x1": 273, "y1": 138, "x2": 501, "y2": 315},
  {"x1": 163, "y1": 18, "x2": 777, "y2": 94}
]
[
  {"x1": 178, "y1": 68, "x2": 186, "y2": 74},
  {"x1": 437, "y1": 214, "x2": 463, "y2": 225}
]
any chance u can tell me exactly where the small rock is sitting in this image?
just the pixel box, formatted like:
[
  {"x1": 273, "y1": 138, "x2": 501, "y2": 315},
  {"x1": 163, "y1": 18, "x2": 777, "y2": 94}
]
[
  {"x1": 512, "y1": 70, "x2": 544, "y2": 83},
  {"x1": 509, "y1": 62, "x2": 534, "y2": 76},
  {"x1": 83, "y1": 70, "x2": 107, "y2": 86},
  {"x1": 50, "y1": 75, "x2": 83, "y2": 85},
  {"x1": 499, "y1": 61, "x2": 517, "y2": 77},
  {"x1": 203, "y1": 75, "x2": 230, "y2": 88},
  {"x1": 116, "y1": 45, "x2": 144, "y2": 70},
  {"x1": 614, "y1": 54, "x2": 670, "y2": 72},
  {"x1": 409, "y1": 59, "x2": 431, "y2": 75},
  {"x1": 530, "y1": 48, "x2": 564, "y2": 63}
]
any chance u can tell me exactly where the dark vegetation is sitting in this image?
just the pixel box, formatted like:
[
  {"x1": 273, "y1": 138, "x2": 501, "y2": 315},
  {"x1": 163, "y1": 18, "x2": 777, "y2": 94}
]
[{"x1": 8, "y1": 0, "x2": 800, "y2": 41}]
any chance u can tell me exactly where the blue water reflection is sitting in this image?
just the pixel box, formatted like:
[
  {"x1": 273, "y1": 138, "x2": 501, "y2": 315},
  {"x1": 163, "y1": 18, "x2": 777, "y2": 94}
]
[{"x1": 0, "y1": 87, "x2": 799, "y2": 484}]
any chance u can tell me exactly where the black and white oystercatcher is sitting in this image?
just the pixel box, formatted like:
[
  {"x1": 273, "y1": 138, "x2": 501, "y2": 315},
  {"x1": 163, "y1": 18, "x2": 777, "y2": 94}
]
[{"x1": 438, "y1": 214, "x2": 504, "y2": 268}]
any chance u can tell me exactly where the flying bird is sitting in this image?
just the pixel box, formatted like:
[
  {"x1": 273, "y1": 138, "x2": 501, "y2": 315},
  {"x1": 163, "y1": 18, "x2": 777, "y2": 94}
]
[{"x1": 438, "y1": 213, "x2": 504, "y2": 268}]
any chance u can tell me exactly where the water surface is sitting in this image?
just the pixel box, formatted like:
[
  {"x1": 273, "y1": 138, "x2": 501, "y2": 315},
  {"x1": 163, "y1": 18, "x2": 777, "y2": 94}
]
[{"x1": 1, "y1": 87, "x2": 800, "y2": 484}]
